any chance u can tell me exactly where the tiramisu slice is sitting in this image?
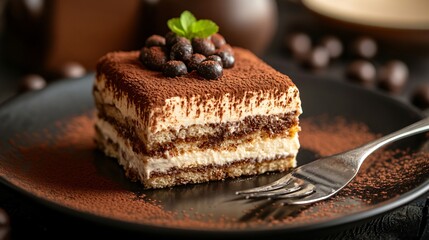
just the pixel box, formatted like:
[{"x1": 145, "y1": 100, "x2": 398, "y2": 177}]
[{"x1": 93, "y1": 12, "x2": 302, "y2": 189}]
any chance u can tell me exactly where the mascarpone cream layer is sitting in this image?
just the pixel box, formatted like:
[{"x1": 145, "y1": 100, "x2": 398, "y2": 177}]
[
  {"x1": 96, "y1": 118, "x2": 299, "y2": 179},
  {"x1": 96, "y1": 74, "x2": 302, "y2": 135}
]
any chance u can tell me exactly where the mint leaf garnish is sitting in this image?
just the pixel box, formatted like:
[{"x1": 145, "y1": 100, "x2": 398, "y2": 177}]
[
  {"x1": 190, "y1": 20, "x2": 219, "y2": 39},
  {"x1": 167, "y1": 10, "x2": 219, "y2": 39},
  {"x1": 167, "y1": 18, "x2": 185, "y2": 36},
  {"x1": 180, "y1": 11, "x2": 196, "y2": 34}
]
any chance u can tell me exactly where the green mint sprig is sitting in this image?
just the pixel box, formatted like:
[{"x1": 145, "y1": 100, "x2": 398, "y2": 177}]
[{"x1": 167, "y1": 11, "x2": 219, "y2": 40}]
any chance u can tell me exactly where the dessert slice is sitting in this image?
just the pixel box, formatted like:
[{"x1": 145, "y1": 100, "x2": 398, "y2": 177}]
[
  {"x1": 94, "y1": 11, "x2": 301, "y2": 189},
  {"x1": 93, "y1": 47, "x2": 301, "y2": 189}
]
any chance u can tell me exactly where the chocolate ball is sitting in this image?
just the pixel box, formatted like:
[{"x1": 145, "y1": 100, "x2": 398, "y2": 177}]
[
  {"x1": 351, "y1": 37, "x2": 377, "y2": 59},
  {"x1": 320, "y1": 36, "x2": 343, "y2": 59},
  {"x1": 346, "y1": 60, "x2": 376, "y2": 84},
  {"x1": 20, "y1": 74, "x2": 47, "y2": 92},
  {"x1": 0, "y1": 208, "x2": 10, "y2": 240},
  {"x1": 145, "y1": 34, "x2": 166, "y2": 47},
  {"x1": 187, "y1": 53, "x2": 206, "y2": 71},
  {"x1": 217, "y1": 44, "x2": 234, "y2": 56},
  {"x1": 206, "y1": 55, "x2": 223, "y2": 67},
  {"x1": 165, "y1": 31, "x2": 178, "y2": 48},
  {"x1": 163, "y1": 60, "x2": 188, "y2": 77},
  {"x1": 165, "y1": 32, "x2": 190, "y2": 49},
  {"x1": 140, "y1": 46, "x2": 168, "y2": 71},
  {"x1": 59, "y1": 62, "x2": 86, "y2": 79},
  {"x1": 210, "y1": 33, "x2": 226, "y2": 48},
  {"x1": 378, "y1": 60, "x2": 409, "y2": 93},
  {"x1": 215, "y1": 50, "x2": 235, "y2": 68},
  {"x1": 285, "y1": 32, "x2": 312, "y2": 58},
  {"x1": 302, "y1": 46, "x2": 330, "y2": 69},
  {"x1": 170, "y1": 41, "x2": 193, "y2": 61},
  {"x1": 192, "y1": 37, "x2": 216, "y2": 56},
  {"x1": 198, "y1": 60, "x2": 223, "y2": 80},
  {"x1": 411, "y1": 84, "x2": 429, "y2": 109}
]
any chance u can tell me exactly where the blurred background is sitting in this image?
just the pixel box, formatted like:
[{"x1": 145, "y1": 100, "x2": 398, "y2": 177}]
[{"x1": 0, "y1": 0, "x2": 428, "y2": 108}]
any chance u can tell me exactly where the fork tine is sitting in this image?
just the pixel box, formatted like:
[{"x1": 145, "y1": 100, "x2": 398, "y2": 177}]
[
  {"x1": 242, "y1": 180, "x2": 302, "y2": 199},
  {"x1": 281, "y1": 185, "x2": 335, "y2": 205},
  {"x1": 272, "y1": 183, "x2": 315, "y2": 200},
  {"x1": 235, "y1": 173, "x2": 293, "y2": 195},
  {"x1": 281, "y1": 191, "x2": 325, "y2": 205}
]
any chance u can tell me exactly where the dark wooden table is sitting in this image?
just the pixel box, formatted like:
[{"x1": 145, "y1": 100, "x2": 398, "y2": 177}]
[{"x1": 0, "y1": 1, "x2": 428, "y2": 239}]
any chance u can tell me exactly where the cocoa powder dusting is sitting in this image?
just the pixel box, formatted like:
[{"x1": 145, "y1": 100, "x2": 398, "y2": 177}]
[{"x1": 1, "y1": 113, "x2": 428, "y2": 230}]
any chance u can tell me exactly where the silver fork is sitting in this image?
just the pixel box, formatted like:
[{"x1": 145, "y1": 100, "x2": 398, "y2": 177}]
[{"x1": 236, "y1": 117, "x2": 429, "y2": 205}]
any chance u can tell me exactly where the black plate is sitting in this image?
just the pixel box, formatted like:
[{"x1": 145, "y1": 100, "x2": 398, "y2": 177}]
[{"x1": 0, "y1": 74, "x2": 428, "y2": 238}]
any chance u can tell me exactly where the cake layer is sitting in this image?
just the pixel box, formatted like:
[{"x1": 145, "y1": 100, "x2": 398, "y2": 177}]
[
  {"x1": 98, "y1": 116, "x2": 299, "y2": 158},
  {"x1": 95, "y1": 97, "x2": 300, "y2": 154},
  {"x1": 95, "y1": 48, "x2": 302, "y2": 139},
  {"x1": 96, "y1": 121, "x2": 296, "y2": 188},
  {"x1": 134, "y1": 157, "x2": 296, "y2": 189},
  {"x1": 95, "y1": 118, "x2": 299, "y2": 187}
]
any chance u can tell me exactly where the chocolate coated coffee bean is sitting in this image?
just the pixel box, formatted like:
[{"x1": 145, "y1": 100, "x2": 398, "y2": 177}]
[
  {"x1": 215, "y1": 51, "x2": 235, "y2": 68},
  {"x1": 170, "y1": 41, "x2": 193, "y2": 61},
  {"x1": 163, "y1": 60, "x2": 187, "y2": 77},
  {"x1": 0, "y1": 208, "x2": 10, "y2": 240},
  {"x1": 217, "y1": 44, "x2": 234, "y2": 56},
  {"x1": 198, "y1": 60, "x2": 223, "y2": 80},
  {"x1": 302, "y1": 46, "x2": 330, "y2": 69},
  {"x1": 20, "y1": 74, "x2": 47, "y2": 92},
  {"x1": 210, "y1": 33, "x2": 226, "y2": 48},
  {"x1": 351, "y1": 37, "x2": 377, "y2": 59},
  {"x1": 187, "y1": 53, "x2": 206, "y2": 71},
  {"x1": 165, "y1": 32, "x2": 190, "y2": 49},
  {"x1": 165, "y1": 31, "x2": 178, "y2": 49},
  {"x1": 140, "y1": 46, "x2": 168, "y2": 71},
  {"x1": 411, "y1": 84, "x2": 429, "y2": 109},
  {"x1": 346, "y1": 60, "x2": 376, "y2": 84},
  {"x1": 59, "y1": 62, "x2": 86, "y2": 78},
  {"x1": 320, "y1": 36, "x2": 343, "y2": 59},
  {"x1": 206, "y1": 55, "x2": 223, "y2": 67},
  {"x1": 378, "y1": 60, "x2": 409, "y2": 93},
  {"x1": 192, "y1": 38, "x2": 216, "y2": 56},
  {"x1": 145, "y1": 35, "x2": 166, "y2": 47},
  {"x1": 285, "y1": 33, "x2": 312, "y2": 57}
]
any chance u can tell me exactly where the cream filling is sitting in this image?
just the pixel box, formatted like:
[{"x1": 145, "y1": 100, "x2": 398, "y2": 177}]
[
  {"x1": 96, "y1": 119, "x2": 299, "y2": 180},
  {"x1": 95, "y1": 74, "x2": 302, "y2": 136}
]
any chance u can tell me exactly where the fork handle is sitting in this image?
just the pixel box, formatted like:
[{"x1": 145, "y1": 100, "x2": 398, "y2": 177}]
[{"x1": 357, "y1": 117, "x2": 429, "y2": 163}]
